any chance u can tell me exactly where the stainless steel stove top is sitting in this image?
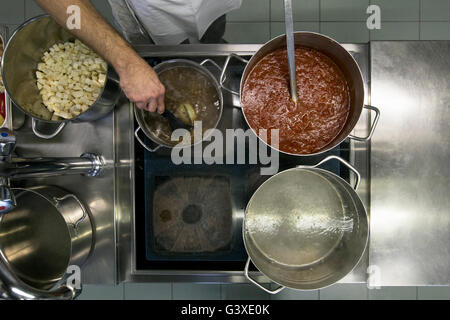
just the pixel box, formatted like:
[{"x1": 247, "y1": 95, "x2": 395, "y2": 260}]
[{"x1": 116, "y1": 44, "x2": 371, "y2": 283}]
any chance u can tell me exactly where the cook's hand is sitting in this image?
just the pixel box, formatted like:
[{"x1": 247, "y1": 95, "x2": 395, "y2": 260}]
[{"x1": 118, "y1": 57, "x2": 165, "y2": 113}]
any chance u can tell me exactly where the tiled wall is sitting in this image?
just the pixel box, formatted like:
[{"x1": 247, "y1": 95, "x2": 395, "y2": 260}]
[
  {"x1": 224, "y1": 0, "x2": 450, "y2": 43},
  {"x1": 1, "y1": 0, "x2": 449, "y2": 300},
  {"x1": 1, "y1": 0, "x2": 449, "y2": 42},
  {"x1": 0, "y1": 0, "x2": 115, "y2": 33},
  {"x1": 77, "y1": 283, "x2": 450, "y2": 300},
  {"x1": 225, "y1": 0, "x2": 450, "y2": 43}
]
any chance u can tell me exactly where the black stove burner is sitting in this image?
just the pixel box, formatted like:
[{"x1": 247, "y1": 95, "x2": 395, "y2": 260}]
[
  {"x1": 152, "y1": 176, "x2": 233, "y2": 254},
  {"x1": 182, "y1": 204, "x2": 202, "y2": 224}
]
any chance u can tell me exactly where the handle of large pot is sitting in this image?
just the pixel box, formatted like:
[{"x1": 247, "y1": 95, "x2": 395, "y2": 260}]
[
  {"x1": 200, "y1": 58, "x2": 223, "y2": 74},
  {"x1": 134, "y1": 127, "x2": 161, "y2": 152},
  {"x1": 200, "y1": 59, "x2": 227, "y2": 86},
  {"x1": 244, "y1": 258, "x2": 285, "y2": 295},
  {"x1": 32, "y1": 118, "x2": 67, "y2": 140},
  {"x1": 304, "y1": 155, "x2": 361, "y2": 190},
  {"x1": 348, "y1": 105, "x2": 380, "y2": 142},
  {"x1": 108, "y1": 66, "x2": 121, "y2": 84},
  {"x1": 54, "y1": 194, "x2": 88, "y2": 234},
  {"x1": 0, "y1": 247, "x2": 78, "y2": 300},
  {"x1": 220, "y1": 53, "x2": 249, "y2": 96}
]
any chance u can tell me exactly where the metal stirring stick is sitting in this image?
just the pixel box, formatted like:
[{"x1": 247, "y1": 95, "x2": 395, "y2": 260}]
[{"x1": 284, "y1": 0, "x2": 298, "y2": 104}]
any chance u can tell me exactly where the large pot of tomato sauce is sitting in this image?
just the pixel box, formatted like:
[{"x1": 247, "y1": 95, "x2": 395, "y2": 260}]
[{"x1": 220, "y1": 32, "x2": 380, "y2": 156}]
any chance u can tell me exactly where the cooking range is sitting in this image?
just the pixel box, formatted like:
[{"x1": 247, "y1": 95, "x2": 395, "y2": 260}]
[{"x1": 133, "y1": 46, "x2": 368, "y2": 273}]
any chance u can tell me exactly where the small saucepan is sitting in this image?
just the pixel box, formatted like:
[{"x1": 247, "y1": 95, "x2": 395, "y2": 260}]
[
  {"x1": 134, "y1": 59, "x2": 224, "y2": 152},
  {"x1": 220, "y1": 32, "x2": 380, "y2": 156}
]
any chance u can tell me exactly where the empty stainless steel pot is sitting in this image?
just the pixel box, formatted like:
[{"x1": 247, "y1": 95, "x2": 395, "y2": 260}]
[
  {"x1": 0, "y1": 186, "x2": 94, "y2": 300},
  {"x1": 243, "y1": 156, "x2": 369, "y2": 293},
  {"x1": 1, "y1": 15, "x2": 121, "y2": 139}
]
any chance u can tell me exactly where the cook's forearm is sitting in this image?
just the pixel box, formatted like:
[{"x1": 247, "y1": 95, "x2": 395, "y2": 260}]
[
  {"x1": 35, "y1": 0, "x2": 140, "y2": 76},
  {"x1": 35, "y1": 0, "x2": 165, "y2": 113}
]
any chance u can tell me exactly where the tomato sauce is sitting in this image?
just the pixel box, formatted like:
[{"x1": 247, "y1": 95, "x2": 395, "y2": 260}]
[{"x1": 242, "y1": 46, "x2": 350, "y2": 154}]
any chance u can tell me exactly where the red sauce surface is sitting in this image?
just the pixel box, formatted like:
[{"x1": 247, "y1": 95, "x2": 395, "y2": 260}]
[{"x1": 242, "y1": 46, "x2": 350, "y2": 154}]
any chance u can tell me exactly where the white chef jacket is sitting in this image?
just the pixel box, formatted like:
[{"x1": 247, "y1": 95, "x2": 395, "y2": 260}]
[{"x1": 108, "y1": 0, "x2": 242, "y2": 45}]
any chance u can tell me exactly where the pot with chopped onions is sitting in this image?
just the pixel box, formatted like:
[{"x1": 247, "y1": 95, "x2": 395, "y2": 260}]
[
  {"x1": 135, "y1": 59, "x2": 223, "y2": 151},
  {"x1": 1, "y1": 15, "x2": 121, "y2": 139}
]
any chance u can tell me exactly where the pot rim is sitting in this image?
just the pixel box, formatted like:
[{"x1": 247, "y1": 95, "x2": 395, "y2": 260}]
[
  {"x1": 238, "y1": 31, "x2": 365, "y2": 157},
  {"x1": 134, "y1": 58, "x2": 224, "y2": 150}
]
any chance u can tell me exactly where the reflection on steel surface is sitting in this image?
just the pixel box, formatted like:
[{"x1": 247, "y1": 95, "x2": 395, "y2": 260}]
[{"x1": 370, "y1": 41, "x2": 450, "y2": 286}]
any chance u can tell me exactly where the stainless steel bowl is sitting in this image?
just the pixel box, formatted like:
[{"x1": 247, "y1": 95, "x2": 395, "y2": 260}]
[{"x1": 1, "y1": 15, "x2": 121, "y2": 139}]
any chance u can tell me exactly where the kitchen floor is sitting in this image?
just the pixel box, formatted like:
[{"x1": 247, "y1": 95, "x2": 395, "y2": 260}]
[{"x1": 1, "y1": 0, "x2": 449, "y2": 300}]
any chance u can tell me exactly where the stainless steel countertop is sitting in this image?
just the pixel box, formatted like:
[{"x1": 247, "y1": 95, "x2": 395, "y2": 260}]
[
  {"x1": 13, "y1": 114, "x2": 117, "y2": 285},
  {"x1": 2, "y1": 24, "x2": 116, "y2": 286},
  {"x1": 370, "y1": 41, "x2": 450, "y2": 286},
  {"x1": 8, "y1": 42, "x2": 449, "y2": 287}
]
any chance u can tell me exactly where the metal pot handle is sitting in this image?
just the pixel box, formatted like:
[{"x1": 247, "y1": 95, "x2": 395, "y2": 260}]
[
  {"x1": 10, "y1": 188, "x2": 89, "y2": 236},
  {"x1": 200, "y1": 58, "x2": 223, "y2": 74},
  {"x1": 32, "y1": 118, "x2": 67, "y2": 140},
  {"x1": 301, "y1": 155, "x2": 361, "y2": 190},
  {"x1": 54, "y1": 194, "x2": 88, "y2": 235},
  {"x1": 244, "y1": 258, "x2": 285, "y2": 295},
  {"x1": 108, "y1": 66, "x2": 121, "y2": 84},
  {"x1": 220, "y1": 53, "x2": 249, "y2": 96},
  {"x1": 134, "y1": 127, "x2": 161, "y2": 152},
  {"x1": 348, "y1": 105, "x2": 380, "y2": 142},
  {"x1": 0, "y1": 188, "x2": 85, "y2": 300},
  {"x1": 200, "y1": 59, "x2": 227, "y2": 84}
]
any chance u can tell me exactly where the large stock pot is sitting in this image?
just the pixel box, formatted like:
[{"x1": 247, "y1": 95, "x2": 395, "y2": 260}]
[
  {"x1": 220, "y1": 32, "x2": 380, "y2": 156},
  {"x1": 243, "y1": 156, "x2": 369, "y2": 293},
  {"x1": 1, "y1": 15, "x2": 121, "y2": 139},
  {"x1": 0, "y1": 186, "x2": 94, "y2": 300}
]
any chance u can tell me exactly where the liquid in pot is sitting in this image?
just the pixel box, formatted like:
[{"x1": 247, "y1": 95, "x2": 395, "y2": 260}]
[
  {"x1": 242, "y1": 46, "x2": 351, "y2": 155},
  {"x1": 144, "y1": 66, "x2": 221, "y2": 146}
]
